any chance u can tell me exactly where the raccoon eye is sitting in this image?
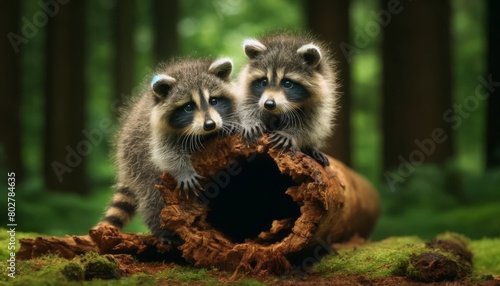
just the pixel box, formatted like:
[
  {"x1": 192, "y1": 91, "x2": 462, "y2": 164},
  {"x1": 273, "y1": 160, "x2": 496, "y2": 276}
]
[
  {"x1": 282, "y1": 80, "x2": 294, "y2": 89},
  {"x1": 209, "y1": 97, "x2": 218, "y2": 105},
  {"x1": 184, "y1": 103, "x2": 194, "y2": 113},
  {"x1": 260, "y1": 78, "x2": 268, "y2": 87}
]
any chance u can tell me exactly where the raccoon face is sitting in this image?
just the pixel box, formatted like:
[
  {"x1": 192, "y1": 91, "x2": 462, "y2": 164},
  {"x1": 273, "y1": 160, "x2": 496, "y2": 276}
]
[
  {"x1": 150, "y1": 58, "x2": 235, "y2": 137},
  {"x1": 242, "y1": 38, "x2": 324, "y2": 115}
]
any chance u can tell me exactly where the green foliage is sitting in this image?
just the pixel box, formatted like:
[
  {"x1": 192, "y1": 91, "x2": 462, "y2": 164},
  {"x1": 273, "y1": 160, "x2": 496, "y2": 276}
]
[
  {"x1": 14, "y1": 0, "x2": 497, "y2": 246},
  {"x1": 452, "y1": 0, "x2": 487, "y2": 172},
  {"x1": 178, "y1": 0, "x2": 305, "y2": 70},
  {"x1": 374, "y1": 164, "x2": 500, "y2": 240}
]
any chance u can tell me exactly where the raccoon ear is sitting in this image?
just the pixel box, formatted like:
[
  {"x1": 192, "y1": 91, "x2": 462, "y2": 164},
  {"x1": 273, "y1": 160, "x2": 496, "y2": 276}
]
[
  {"x1": 297, "y1": 43, "x2": 322, "y2": 68},
  {"x1": 208, "y1": 58, "x2": 233, "y2": 81},
  {"x1": 243, "y1": 38, "x2": 267, "y2": 59},
  {"x1": 151, "y1": 74, "x2": 176, "y2": 98}
]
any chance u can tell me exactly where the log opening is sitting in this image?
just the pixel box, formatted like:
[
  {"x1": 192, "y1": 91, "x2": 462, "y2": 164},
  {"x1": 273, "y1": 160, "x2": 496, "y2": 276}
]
[
  {"x1": 205, "y1": 153, "x2": 300, "y2": 244},
  {"x1": 157, "y1": 135, "x2": 380, "y2": 274},
  {"x1": 17, "y1": 135, "x2": 379, "y2": 276}
]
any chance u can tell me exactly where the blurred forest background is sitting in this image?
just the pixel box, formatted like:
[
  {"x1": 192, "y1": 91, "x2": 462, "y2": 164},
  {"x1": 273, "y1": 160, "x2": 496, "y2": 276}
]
[{"x1": 1, "y1": 0, "x2": 499, "y2": 240}]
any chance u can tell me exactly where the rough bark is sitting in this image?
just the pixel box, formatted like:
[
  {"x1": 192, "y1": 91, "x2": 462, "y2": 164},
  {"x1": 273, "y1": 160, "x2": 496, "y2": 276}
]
[
  {"x1": 158, "y1": 135, "x2": 379, "y2": 275},
  {"x1": 17, "y1": 235, "x2": 97, "y2": 260},
  {"x1": 153, "y1": 0, "x2": 179, "y2": 62},
  {"x1": 382, "y1": 0, "x2": 453, "y2": 170},
  {"x1": 486, "y1": 0, "x2": 500, "y2": 168},
  {"x1": 306, "y1": 0, "x2": 352, "y2": 166},
  {"x1": 19, "y1": 135, "x2": 379, "y2": 275},
  {"x1": 0, "y1": 1, "x2": 23, "y2": 180},
  {"x1": 113, "y1": 0, "x2": 135, "y2": 109},
  {"x1": 44, "y1": 1, "x2": 87, "y2": 194}
]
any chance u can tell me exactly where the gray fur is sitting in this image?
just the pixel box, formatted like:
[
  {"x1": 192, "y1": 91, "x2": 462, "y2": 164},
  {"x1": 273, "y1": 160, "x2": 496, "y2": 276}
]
[
  {"x1": 102, "y1": 58, "x2": 238, "y2": 243},
  {"x1": 237, "y1": 33, "x2": 338, "y2": 166}
]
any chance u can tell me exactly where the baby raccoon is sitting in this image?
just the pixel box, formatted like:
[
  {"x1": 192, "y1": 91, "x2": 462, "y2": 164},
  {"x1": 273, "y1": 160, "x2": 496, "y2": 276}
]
[
  {"x1": 237, "y1": 34, "x2": 337, "y2": 167},
  {"x1": 101, "y1": 58, "x2": 238, "y2": 243}
]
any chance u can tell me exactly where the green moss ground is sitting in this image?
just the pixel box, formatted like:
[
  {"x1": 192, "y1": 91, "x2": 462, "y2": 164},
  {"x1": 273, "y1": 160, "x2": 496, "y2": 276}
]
[{"x1": 1, "y1": 229, "x2": 499, "y2": 285}]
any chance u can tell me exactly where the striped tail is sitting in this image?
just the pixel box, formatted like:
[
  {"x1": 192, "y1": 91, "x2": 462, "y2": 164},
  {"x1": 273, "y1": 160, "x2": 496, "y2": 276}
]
[{"x1": 102, "y1": 186, "x2": 137, "y2": 229}]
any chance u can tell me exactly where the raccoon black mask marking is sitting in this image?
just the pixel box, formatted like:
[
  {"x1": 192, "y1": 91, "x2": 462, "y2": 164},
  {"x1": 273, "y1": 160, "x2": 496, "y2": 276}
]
[
  {"x1": 237, "y1": 34, "x2": 338, "y2": 167},
  {"x1": 100, "y1": 58, "x2": 239, "y2": 244}
]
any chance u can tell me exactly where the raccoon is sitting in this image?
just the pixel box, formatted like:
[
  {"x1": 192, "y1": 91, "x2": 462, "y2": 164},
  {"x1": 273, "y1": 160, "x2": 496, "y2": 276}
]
[
  {"x1": 101, "y1": 58, "x2": 238, "y2": 243},
  {"x1": 237, "y1": 34, "x2": 337, "y2": 167}
]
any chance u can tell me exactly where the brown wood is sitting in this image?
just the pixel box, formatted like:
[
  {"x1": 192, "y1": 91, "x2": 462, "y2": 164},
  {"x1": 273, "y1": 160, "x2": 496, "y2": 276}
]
[
  {"x1": 486, "y1": 0, "x2": 500, "y2": 168},
  {"x1": 0, "y1": 1, "x2": 23, "y2": 180},
  {"x1": 153, "y1": 0, "x2": 179, "y2": 62},
  {"x1": 17, "y1": 235, "x2": 97, "y2": 260},
  {"x1": 113, "y1": 0, "x2": 136, "y2": 109},
  {"x1": 306, "y1": 0, "x2": 352, "y2": 166},
  {"x1": 19, "y1": 135, "x2": 379, "y2": 275},
  {"x1": 158, "y1": 135, "x2": 379, "y2": 274},
  {"x1": 44, "y1": 1, "x2": 87, "y2": 194},
  {"x1": 382, "y1": 0, "x2": 453, "y2": 169}
]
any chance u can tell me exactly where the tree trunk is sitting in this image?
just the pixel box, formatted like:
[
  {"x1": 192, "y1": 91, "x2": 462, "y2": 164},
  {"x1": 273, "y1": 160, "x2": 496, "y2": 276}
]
[
  {"x1": 153, "y1": 0, "x2": 179, "y2": 62},
  {"x1": 113, "y1": 0, "x2": 136, "y2": 110},
  {"x1": 382, "y1": 0, "x2": 453, "y2": 170},
  {"x1": 0, "y1": 1, "x2": 23, "y2": 180},
  {"x1": 486, "y1": 0, "x2": 500, "y2": 169},
  {"x1": 44, "y1": 1, "x2": 88, "y2": 194},
  {"x1": 306, "y1": 0, "x2": 352, "y2": 166}
]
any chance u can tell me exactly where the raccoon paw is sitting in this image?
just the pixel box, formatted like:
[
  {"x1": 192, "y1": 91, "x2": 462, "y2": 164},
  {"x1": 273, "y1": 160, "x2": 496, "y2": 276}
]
[
  {"x1": 242, "y1": 124, "x2": 265, "y2": 145},
  {"x1": 177, "y1": 173, "x2": 204, "y2": 198},
  {"x1": 302, "y1": 146, "x2": 330, "y2": 167},
  {"x1": 156, "y1": 228, "x2": 184, "y2": 246},
  {"x1": 269, "y1": 131, "x2": 298, "y2": 151},
  {"x1": 224, "y1": 123, "x2": 241, "y2": 136}
]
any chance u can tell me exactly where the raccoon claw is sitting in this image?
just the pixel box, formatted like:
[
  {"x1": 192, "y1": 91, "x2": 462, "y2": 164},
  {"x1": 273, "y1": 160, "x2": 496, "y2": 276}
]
[
  {"x1": 226, "y1": 124, "x2": 240, "y2": 135},
  {"x1": 242, "y1": 125, "x2": 264, "y2": 145},
  {"x1": 269, "y1": 131, "x2": 298, "y2": 151},
  {"x1": 178, "y1": 174, "x2": 204, "y2": 198},
  {"x1": 302, "y1": 146, "x2": 330, "y2": 167}
]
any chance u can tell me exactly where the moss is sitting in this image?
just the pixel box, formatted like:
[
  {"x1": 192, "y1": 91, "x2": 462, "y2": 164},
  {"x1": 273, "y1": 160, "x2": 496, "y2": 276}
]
[
  {"x1": 312, "y1": 234, "x2": 477, "y2": 282},
  {"x1": 234, "y1": 278, "x2": 268, "y2": 285},
  {"x1": 433, "y1": 232, "x2": 471, "y2": 246},
  {"x1": 0, "y1": 228, "x2": 41, "y2": 261},
  {"x1": 126, "y1": 273, "x2": 157, "y2": 286},
  {"x1": 406, "y1": 251, "x2": 471, "y2": 282},
  {"x1": 312, "y1": 236, "x2": 426, "y2": 277},
  {"x1": 4, "y1": 230, "x2": 500, "y2": 284},
  {"x1": 61, "y1": 262, "x2": 85, "y2": 281},
  {"x1": 81, "y1": 252, "x2": 120, "y2": 280},
  {"x1": 1, "y1": 254, "x2": 69, "y2": 284},
  {"x1": 153, "y1": 266, "x2": 213, "y2": 282},
  {"x1": 471, "y1": 237, "x2": 500, "y2": 276}
]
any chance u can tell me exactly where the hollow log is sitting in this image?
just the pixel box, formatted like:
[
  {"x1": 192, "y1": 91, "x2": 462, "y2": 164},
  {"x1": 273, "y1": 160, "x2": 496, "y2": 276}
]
[{"x1": 157, "y1": 134, "x2": 380, "y2": 275}]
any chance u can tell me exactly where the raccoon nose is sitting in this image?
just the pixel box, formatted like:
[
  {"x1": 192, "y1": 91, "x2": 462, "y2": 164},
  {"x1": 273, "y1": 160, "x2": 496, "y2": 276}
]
[
  {"x1": 203, "y1": 119, "x2": 216, "y2": 131},
  {"x1": 264, "y1": 100, "x2": 276, "y2": 110}
]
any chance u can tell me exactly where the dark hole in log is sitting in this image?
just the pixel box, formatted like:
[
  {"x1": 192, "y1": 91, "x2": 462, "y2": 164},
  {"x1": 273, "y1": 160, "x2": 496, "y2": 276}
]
[{"x1": 205, "y1": 153, "x2": 300, "y2": 243}]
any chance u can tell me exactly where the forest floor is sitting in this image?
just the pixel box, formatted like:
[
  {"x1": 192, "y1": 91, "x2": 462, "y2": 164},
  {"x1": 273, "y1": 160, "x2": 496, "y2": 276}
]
[{"x1": 2, "y1": 230, "x2": 500, "y2": 285}]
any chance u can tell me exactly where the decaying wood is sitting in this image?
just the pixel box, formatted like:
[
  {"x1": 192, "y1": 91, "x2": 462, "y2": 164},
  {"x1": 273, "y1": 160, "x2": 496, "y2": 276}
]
[
  {"x1": 157, "y1": 134, "x2": 380, "y2": 275},
  {"x1": 17, "y1": 235, "x2": 97, "y2": 260},
  {"x1": 18, "y1": 134, "x2": 379, "y2": 276},
  {"x1": 18, "y1": 224, "x2": 174, "y2": 261}
]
